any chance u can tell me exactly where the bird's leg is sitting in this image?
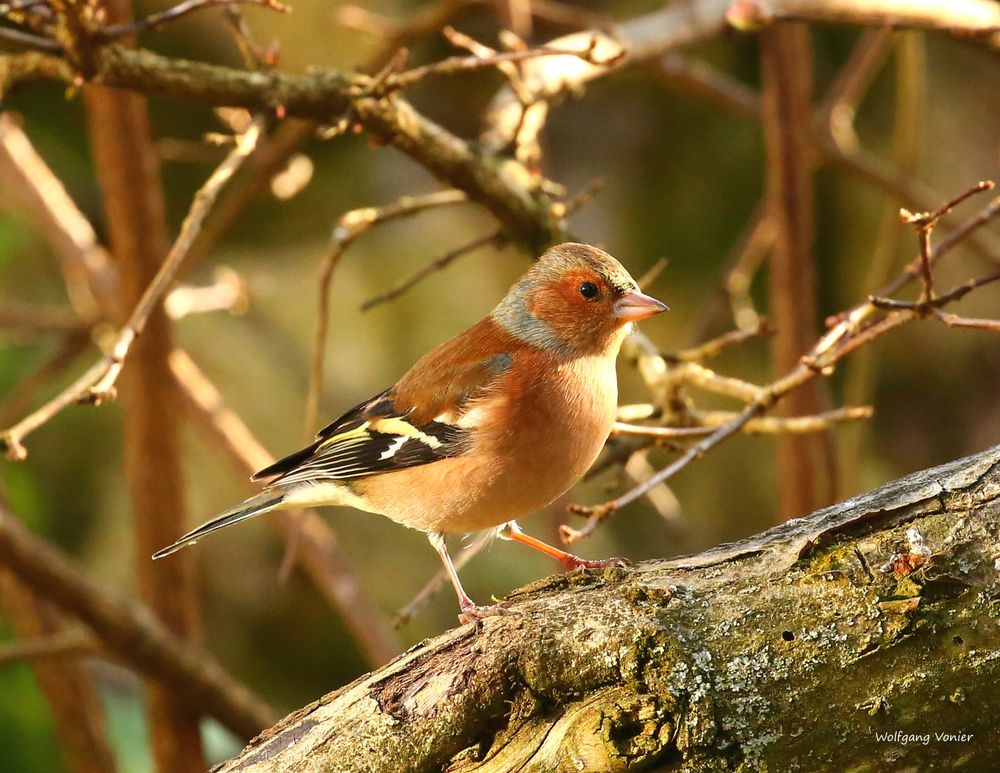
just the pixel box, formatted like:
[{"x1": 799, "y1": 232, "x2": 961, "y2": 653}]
[
  {"x1": 498, "y1": 521, "x2": 628, "y2": 571},
  {"x1": 428, "y1": 532, "x2": 511, "y2": 624}
]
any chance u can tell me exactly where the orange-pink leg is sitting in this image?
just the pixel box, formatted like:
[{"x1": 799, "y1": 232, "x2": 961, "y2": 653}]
[
  {"x1": 498, "y1": 521, "x2": 627, "y2": 571},
  {"x1": 428, "y1": 532, "x2": 509, "y2": 624}
]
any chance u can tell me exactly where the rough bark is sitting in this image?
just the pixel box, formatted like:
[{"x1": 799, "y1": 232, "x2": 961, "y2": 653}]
[{"x1": 217, "y1": 444, "x2": 1000, "y2": 772}]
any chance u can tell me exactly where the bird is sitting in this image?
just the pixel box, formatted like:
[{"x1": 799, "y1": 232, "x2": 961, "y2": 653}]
[{"x1": 154, "y1": 242, "x2": 668, "y2": 623}]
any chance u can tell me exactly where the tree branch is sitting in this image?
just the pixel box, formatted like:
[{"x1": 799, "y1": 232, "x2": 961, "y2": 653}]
[
  {"x1": 0, "y1": 115, "x2": 263, "y2": 460},
  {"x1": 0, "y1": 500, "x2": 277, "y2": 739},
  {"x1": 216, "y1": 443, "x2": 1000, "y2": 771},
  {"x1": 1, "y1": 43, "x2": 564, "y2": 250},
  {"x1": 0, "y1": 571, "x2": 116, "y2": 773},
  {"x1": 168, "y1": 348, "x2": 403, "y2": 667}
]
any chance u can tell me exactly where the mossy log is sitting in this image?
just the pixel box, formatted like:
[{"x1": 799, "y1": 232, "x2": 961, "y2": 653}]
[{"x1": 217, "y1": 444, "x2": 1000, "y2": 772}]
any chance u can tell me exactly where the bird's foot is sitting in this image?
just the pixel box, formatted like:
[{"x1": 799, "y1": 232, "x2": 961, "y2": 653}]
[
  {"x1": 457, "y1": 601, "x2": 518, "y2": 626},
  {"x1": 562, "y1": 555, "x2": 630, "y2": 572}
]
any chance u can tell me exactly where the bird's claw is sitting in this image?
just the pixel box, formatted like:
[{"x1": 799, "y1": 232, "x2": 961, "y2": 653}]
[
  {"x1": 564, "y1": 556, "x2": 630, "y2": 572},
  {"x1": 458, "y1": 603, "x2": 519, "y2": 625}
]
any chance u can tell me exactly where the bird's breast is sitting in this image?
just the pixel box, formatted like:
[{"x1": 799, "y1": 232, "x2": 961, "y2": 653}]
[
  {"x1": 357, "y1": 352, "x2": 619, "y2": 533},
  {"x1": 453, "y1": 352, "x2": 619, "y2": 529}
]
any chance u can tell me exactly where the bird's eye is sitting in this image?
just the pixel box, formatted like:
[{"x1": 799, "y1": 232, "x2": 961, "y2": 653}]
[{"x1": 579, "y1": 281, "x2": 599, "y2": 300}]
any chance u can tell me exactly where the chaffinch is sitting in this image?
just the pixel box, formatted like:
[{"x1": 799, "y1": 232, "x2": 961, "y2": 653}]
[{"x1": 155, "y1": 243, "x2": 668, "y2": 622}]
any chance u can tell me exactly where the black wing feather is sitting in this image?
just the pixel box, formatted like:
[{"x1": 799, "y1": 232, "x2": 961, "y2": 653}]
[{"x1": 251, "y1": 390, "x2": 470, "y2": 484}]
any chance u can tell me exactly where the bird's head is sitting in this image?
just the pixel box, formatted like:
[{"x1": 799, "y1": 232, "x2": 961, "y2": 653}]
[{"x1": 492, "y1": 242, "x2": 668, "y2": 355}]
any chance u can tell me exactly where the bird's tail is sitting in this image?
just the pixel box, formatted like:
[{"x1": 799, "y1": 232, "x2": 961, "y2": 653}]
[{"x1": 152, "y1": 490, "x2": 287, "y2": 560}]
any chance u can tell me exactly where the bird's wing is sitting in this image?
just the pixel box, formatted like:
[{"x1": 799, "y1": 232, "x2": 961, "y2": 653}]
[{"x1": 252, "y1": 319, "x2": 519, "y2": 485}]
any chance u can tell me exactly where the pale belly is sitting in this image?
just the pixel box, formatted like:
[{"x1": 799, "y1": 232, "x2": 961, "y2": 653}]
[{"x1": 355, "y1": 355, "x2": 618, "y2": 533}]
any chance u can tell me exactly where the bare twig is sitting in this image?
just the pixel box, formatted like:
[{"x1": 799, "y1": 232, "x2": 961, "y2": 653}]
[
  {"x1": 163, "y1": 267, "x2": 248, "y2": 320},
  {"x1": 558, "y1": 178, "x2": 607, "y2": 219},
  {"x1": 276, "y1": 190, "x2": 473, "y2": 583},
  {"x1": 929, "y1": 310, "x2": 1000, "y2": 332},
  {"x1": 827, "y1": 189, "x2": 1000, "y2": 339},
  {"x1": 0, "y1": 302, "x2": 83, "y2": 334},
  {"x1": 565, "y1": 181, "x2": 1000, "y2": 543},
  {"x1": 658, "y1": 53, "x2": 760, "y2": 121},
  {"x1": 0, "y1": 333, "x2": 90, "y2": 427},
  {"x1": 666, "y1": 319, "x2": 771, "y2": 364},
  {"x1": 818, "y1": 28, "x2": 893, "y2": 153},
  {"x1": 99, "y1": 0, "x2": 289, "y2": 40},
  {"x1": 673, "y1": 362, "x2": 762, "y2": 403},
  {"x1": 564, "y1": 405, "x2": 765, "y2": 543},
  {"x1": 612, "y1": 406, "x2": 873, "y2": 439},
  {"x1": 360, "y1": 230, "x2": 505, "y2": 312},
  {"x1": 651, "y1": 52, "x2": 1000, "y2": 267},
  {"x1": 0, "y1": 24, "x2": 63, "y2": 52},
  {"x1": 168, "y1": 349, "x2": 402, "y2": 666},
  {"x1": 0, "y1": 118, "x2": 263, "y2": 460},
  {"x1": 0, "y1": 114, "x2": 115, "y2": 320},
  {"x1": 393, "y1": 531, "x2": 494, "y2": 628},
  {"x1": 0, "y1": 628, "x2": 100, "y2": 667},
  {"x1": 839, "y1": 31, "x2": 926, "y2": 491},
  {"x1": 720, "y1": 205, "x2": 774, "y2": 334},
  {"x1": 375, "y1": 36, "x2": 625, "y2": 95},
  {"x1": 306, "y1": 190, "x2": 468, "y2": 434}
]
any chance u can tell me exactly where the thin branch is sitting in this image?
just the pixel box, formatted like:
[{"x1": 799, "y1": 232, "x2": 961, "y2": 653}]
[
  {"x1": 7, "y1": 1, "x2": 992, "y2": 259},
  {"x1": 666, "y1": 319, "x2": 771, "y2": 364},
  {"x1": 0, "y1": 333, "x2": 90, "y2": 427},
  {"x1": 651, "y1": 48, "x2": 1000, "y2": 268},
  {"x1": 0, "y1": 499, "x2": 277, "y2": 738},
  {"x1": 360, "y1": 230, "x2": 505, "y2": 312},
  {"x1": 377, "y1": 36, "x2": 625, "y2": 95},
  {"x1": 0, "y1": 114, "x2": 115, "y2": 320},
  {"x1": 559, "y1": 178, "x2": 606, "y2": 219},
  {"x1": 673, "y1": 362, "x2": 762, "y2": 403},
  {"x1": 613, "y1": 407, "x2": 873, "y2": 439},
  {"x1": 99, "y1": 0, "x2": 289, "y2": 40},
  {"x1": 168, "y1": 349, "x2": 402, "y2": 666},
  {"x1": 726, "y1": 0, "x2": 1000, "y2": 41},
  {"x1": 0, "y1": 24, "x2": 63, "y2": 52},
  {"x1": 722, "y1": 204, "x2": 773, "y2": 334},
  {"x1": 565, "y1": 181, "x2": 1000, "y2": 543},
  {"x1": 870, "y1": 269, "x2": 1000, "y2": 312},
  {"x1": 0, "y1": 302, "x2": 83, "y2": 334},
  {"x1": 930, "y1": 310, "x2": 1000, "y2": 331},
  {"x1": 817, "y1": 27, "x2": 893, "y2": 153},
  {"x1": 0, "y1": 117, "x2": 263, "y2": 460},
  {"x1": 623, "y1": 452, "x2": 685, "y2": 528},
  {"x1": 393, "y1": 531, "x2": 494, "y2": 629},
  {"x1": 839, "y1": 30, "x2": 926, "y2": 493},
  {"x1": 480, "y1": 0, "x2": 1000, "y2": 155},
  {"x1": 281, "y1": 188, "x2": 472, "y2": 600},
  {"x1": 306, "y1": 190, "x2": 468, "y2": 434},
  {"x1": 563, "y1": 404, "x2": 765, "y2": 543},
  {"x1": 657, "y1": 53, "x2": 760, "y2": 121},
  {"x1": 0, "y1": 628, "x2": 100, "y2": 667}
]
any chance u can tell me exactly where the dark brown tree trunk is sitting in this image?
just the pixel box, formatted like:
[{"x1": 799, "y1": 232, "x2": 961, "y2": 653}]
[{"x1": 83, "y1": 1, "x2": 204, "y2": 768}]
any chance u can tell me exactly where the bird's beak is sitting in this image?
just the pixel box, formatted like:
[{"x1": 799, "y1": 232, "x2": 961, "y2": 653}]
[{"x1": 614, "y1": 290, "x2": 669, "y2": 321}]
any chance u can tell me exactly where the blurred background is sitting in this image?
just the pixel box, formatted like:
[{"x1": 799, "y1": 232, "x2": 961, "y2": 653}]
[{"x1": 1, "y1": 0, "x2": 998, "y2": 769}]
